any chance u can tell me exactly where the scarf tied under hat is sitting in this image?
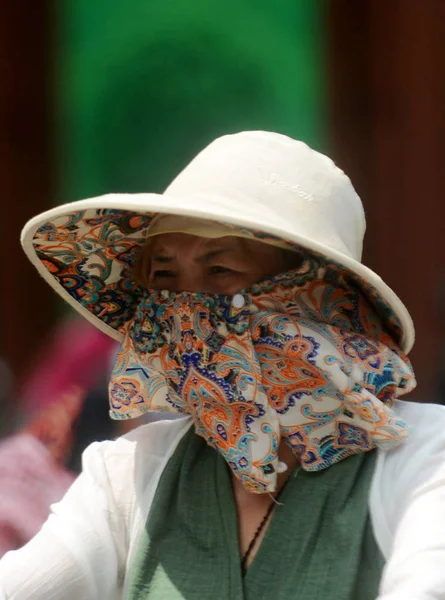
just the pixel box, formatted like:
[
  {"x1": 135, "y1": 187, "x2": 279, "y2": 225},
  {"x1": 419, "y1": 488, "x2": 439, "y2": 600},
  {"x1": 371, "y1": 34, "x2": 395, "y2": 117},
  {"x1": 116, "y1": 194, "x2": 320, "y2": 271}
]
[{"x1": 110, "y1": 257, "x2": 415, "y2": 493}]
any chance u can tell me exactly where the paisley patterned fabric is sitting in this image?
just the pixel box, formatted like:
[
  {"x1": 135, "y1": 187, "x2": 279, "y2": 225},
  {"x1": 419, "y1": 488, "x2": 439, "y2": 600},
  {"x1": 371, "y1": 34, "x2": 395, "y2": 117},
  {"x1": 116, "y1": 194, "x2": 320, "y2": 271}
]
[
  {"x1": 109, "y1": 257, "x2": 416, "y2": 493},
  {"x1": 33, "y1": 209, "x2": 405, "y2": 346}
]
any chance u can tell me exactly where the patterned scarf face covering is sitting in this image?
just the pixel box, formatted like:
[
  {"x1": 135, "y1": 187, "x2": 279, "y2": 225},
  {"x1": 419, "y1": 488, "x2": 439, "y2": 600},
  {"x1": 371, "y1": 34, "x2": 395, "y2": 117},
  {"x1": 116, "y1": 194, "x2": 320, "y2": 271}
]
[{"x1": 110, "y1": 256, "x2": 416, "y2": 493}]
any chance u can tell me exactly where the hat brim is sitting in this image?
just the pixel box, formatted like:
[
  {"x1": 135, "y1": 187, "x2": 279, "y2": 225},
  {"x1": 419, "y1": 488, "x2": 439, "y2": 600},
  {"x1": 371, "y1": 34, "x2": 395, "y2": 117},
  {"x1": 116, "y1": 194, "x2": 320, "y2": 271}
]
[{"x1": 21, "y1": 193, "x2": 415, "y2": 353}]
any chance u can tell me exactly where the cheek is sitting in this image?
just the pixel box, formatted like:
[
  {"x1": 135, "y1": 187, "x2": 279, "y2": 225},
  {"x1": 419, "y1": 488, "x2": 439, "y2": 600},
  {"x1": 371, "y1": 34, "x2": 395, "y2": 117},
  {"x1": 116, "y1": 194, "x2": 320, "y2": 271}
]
[
  {"x1": 251, "y1": 255, "x2": 289, "y2": 282},
  {"x1": 217, "y1": 273, "x2": 261, "y2": 295}
]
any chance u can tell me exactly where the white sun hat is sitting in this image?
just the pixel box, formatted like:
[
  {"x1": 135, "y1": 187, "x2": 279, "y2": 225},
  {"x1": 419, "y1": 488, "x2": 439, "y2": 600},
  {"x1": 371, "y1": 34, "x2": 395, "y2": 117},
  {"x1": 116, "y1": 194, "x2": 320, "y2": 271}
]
[{"x1": 21, "y1": 130, "x2": 415, "y2": 352}]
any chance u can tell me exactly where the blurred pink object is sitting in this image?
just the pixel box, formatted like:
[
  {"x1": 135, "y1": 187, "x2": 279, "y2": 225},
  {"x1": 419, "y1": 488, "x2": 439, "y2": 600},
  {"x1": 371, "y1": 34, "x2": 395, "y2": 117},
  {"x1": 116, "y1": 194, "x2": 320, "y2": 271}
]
[
  {"x1": 0, "y1": 317, "x2": 117, "y2": 557},
  {"x1": 20, "y1": 316, "x2": 116, "y2": 413},
  {"x1": 0, "y1": 433, "x2": 75, "y2": 557},
  {"x1": 23, "y1": 386, "x2": 86, "y2": 463}
]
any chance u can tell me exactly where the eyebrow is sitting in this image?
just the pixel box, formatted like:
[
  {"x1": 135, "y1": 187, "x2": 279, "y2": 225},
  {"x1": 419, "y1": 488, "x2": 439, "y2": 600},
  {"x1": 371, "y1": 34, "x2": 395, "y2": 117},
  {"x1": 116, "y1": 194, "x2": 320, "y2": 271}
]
[{"x1": 151, "y1": 255, "x2": 174, "y2": 264}]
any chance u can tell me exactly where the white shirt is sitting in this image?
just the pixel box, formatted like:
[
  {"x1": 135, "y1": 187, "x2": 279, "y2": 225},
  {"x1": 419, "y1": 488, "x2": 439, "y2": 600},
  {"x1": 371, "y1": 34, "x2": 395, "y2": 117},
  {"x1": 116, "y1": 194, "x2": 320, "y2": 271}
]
[{"x1": 1, "y1": 400, "x2": 445, "y2": 599}]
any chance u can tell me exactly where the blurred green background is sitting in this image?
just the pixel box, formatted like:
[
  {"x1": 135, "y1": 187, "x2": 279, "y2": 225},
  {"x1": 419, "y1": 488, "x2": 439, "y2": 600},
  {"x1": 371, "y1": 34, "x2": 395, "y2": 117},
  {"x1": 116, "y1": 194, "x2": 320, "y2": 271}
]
[{"x1": 57, "y1": 0, "x2": 326, "y2": 201}]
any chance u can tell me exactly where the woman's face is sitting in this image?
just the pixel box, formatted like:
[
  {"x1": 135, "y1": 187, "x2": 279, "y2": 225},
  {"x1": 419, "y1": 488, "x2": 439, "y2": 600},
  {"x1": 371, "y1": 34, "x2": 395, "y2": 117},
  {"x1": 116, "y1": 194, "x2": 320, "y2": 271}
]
[{"x1": 138, "y1": 233, "x2": 302, "y2": 295}]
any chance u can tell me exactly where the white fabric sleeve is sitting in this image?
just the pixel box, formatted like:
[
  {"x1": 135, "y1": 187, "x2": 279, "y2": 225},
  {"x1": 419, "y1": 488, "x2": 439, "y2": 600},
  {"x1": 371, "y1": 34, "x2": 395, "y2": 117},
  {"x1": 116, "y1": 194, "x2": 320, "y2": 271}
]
[
  {"x1": 0, "y1": 416, "x2": 193, "y2": 600},
  {"x1": 0, "y1": 438, "x2": 128, "y2": 600},
  {"x1": 377, "y1": 401, "x2": 445, "y2": 600}
]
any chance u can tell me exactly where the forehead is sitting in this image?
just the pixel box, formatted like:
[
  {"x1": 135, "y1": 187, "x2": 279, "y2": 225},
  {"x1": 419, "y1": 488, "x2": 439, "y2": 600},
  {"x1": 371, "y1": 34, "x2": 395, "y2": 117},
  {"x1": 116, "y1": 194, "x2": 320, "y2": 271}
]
[{"x1": 149, "y1": 233, "x2": 244, "y2": 257}]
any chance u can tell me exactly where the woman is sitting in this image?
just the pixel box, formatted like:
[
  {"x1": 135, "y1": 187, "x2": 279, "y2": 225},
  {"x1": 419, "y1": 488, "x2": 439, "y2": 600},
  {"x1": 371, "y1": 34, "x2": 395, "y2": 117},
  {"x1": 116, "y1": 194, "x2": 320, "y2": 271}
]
[{"x1": 1, "y1": 131, "x2": 445, "y2": 599}]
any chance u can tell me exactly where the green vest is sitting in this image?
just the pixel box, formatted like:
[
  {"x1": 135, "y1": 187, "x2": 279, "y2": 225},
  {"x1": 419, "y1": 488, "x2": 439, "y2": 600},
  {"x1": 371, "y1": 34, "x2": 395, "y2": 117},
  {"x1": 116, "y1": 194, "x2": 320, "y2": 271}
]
[{"x1": 128, "y1": 428, "x2": 384, "y2": 599}]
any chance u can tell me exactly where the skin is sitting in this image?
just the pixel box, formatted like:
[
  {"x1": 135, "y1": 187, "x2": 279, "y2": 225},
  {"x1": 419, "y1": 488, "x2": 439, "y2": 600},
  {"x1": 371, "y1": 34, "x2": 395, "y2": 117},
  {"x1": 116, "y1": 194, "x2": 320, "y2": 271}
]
[
  {"x1": 138, "y1": 232, "x2": 303, "y2": 569},
  {"x1": 137, "y1": 232, "x2": 302, "y2": 294}
]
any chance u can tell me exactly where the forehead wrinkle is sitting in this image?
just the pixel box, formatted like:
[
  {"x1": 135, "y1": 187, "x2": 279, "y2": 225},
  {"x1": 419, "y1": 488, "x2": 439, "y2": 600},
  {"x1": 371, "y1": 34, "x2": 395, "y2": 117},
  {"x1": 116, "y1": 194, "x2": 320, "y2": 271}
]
[
  {"x1": 196, "y1": 248, "x2": 235, "y2": 264},
  {"x1": 149, "y1": 237, "x2": 180, "y2": 263},
  {"x1": 148, "y1": 233, "x2": 245, "y2": 267}
]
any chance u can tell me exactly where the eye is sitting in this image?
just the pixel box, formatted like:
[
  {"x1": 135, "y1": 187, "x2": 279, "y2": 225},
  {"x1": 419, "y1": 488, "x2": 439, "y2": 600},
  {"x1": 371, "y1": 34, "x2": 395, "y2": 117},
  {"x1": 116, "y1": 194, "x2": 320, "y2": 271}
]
[
  {"x1": 152, "y1": 270, "x2": 175, "y2": 279},
  {"x1": 209, "y1": 265, "x2": 233, "y2": 275}
]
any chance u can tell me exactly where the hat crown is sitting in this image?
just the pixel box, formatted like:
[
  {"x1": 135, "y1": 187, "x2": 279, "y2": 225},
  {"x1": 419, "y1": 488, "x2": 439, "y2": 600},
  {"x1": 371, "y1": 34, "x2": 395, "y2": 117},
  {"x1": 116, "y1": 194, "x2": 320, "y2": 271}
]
[{"x1": 165, "y1": 131, "x2": 366, "y2": 261}]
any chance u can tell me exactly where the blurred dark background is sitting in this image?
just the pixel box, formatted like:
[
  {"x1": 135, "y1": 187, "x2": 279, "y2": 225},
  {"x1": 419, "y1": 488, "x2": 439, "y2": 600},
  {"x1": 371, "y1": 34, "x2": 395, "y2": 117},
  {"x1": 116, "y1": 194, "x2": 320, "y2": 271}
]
[{"x1": 1, "y1": 0, "x2": 444, "y2": 429}]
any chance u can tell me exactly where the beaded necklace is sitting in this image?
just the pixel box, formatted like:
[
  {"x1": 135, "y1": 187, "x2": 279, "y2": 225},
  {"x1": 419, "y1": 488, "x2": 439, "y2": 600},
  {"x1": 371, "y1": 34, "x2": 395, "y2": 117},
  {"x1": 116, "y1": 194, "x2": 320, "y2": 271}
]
[
  {"x1": 240, "y1": 485, "x2": 286, "y2": 575},
  {"x1": 240, "y1": 463, "x2": 303, "y2": 576}
]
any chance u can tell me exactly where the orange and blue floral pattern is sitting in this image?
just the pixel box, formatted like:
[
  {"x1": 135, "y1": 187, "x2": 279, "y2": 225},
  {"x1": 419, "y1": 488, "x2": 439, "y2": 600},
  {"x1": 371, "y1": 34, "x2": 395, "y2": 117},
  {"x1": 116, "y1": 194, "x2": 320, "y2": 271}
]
[
  {"x1": 33, "y1": 209, "x2": 405, "y2": 345},
  {"x1": 109, "y1": 260, "x2": 415, "y2": 493}
]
